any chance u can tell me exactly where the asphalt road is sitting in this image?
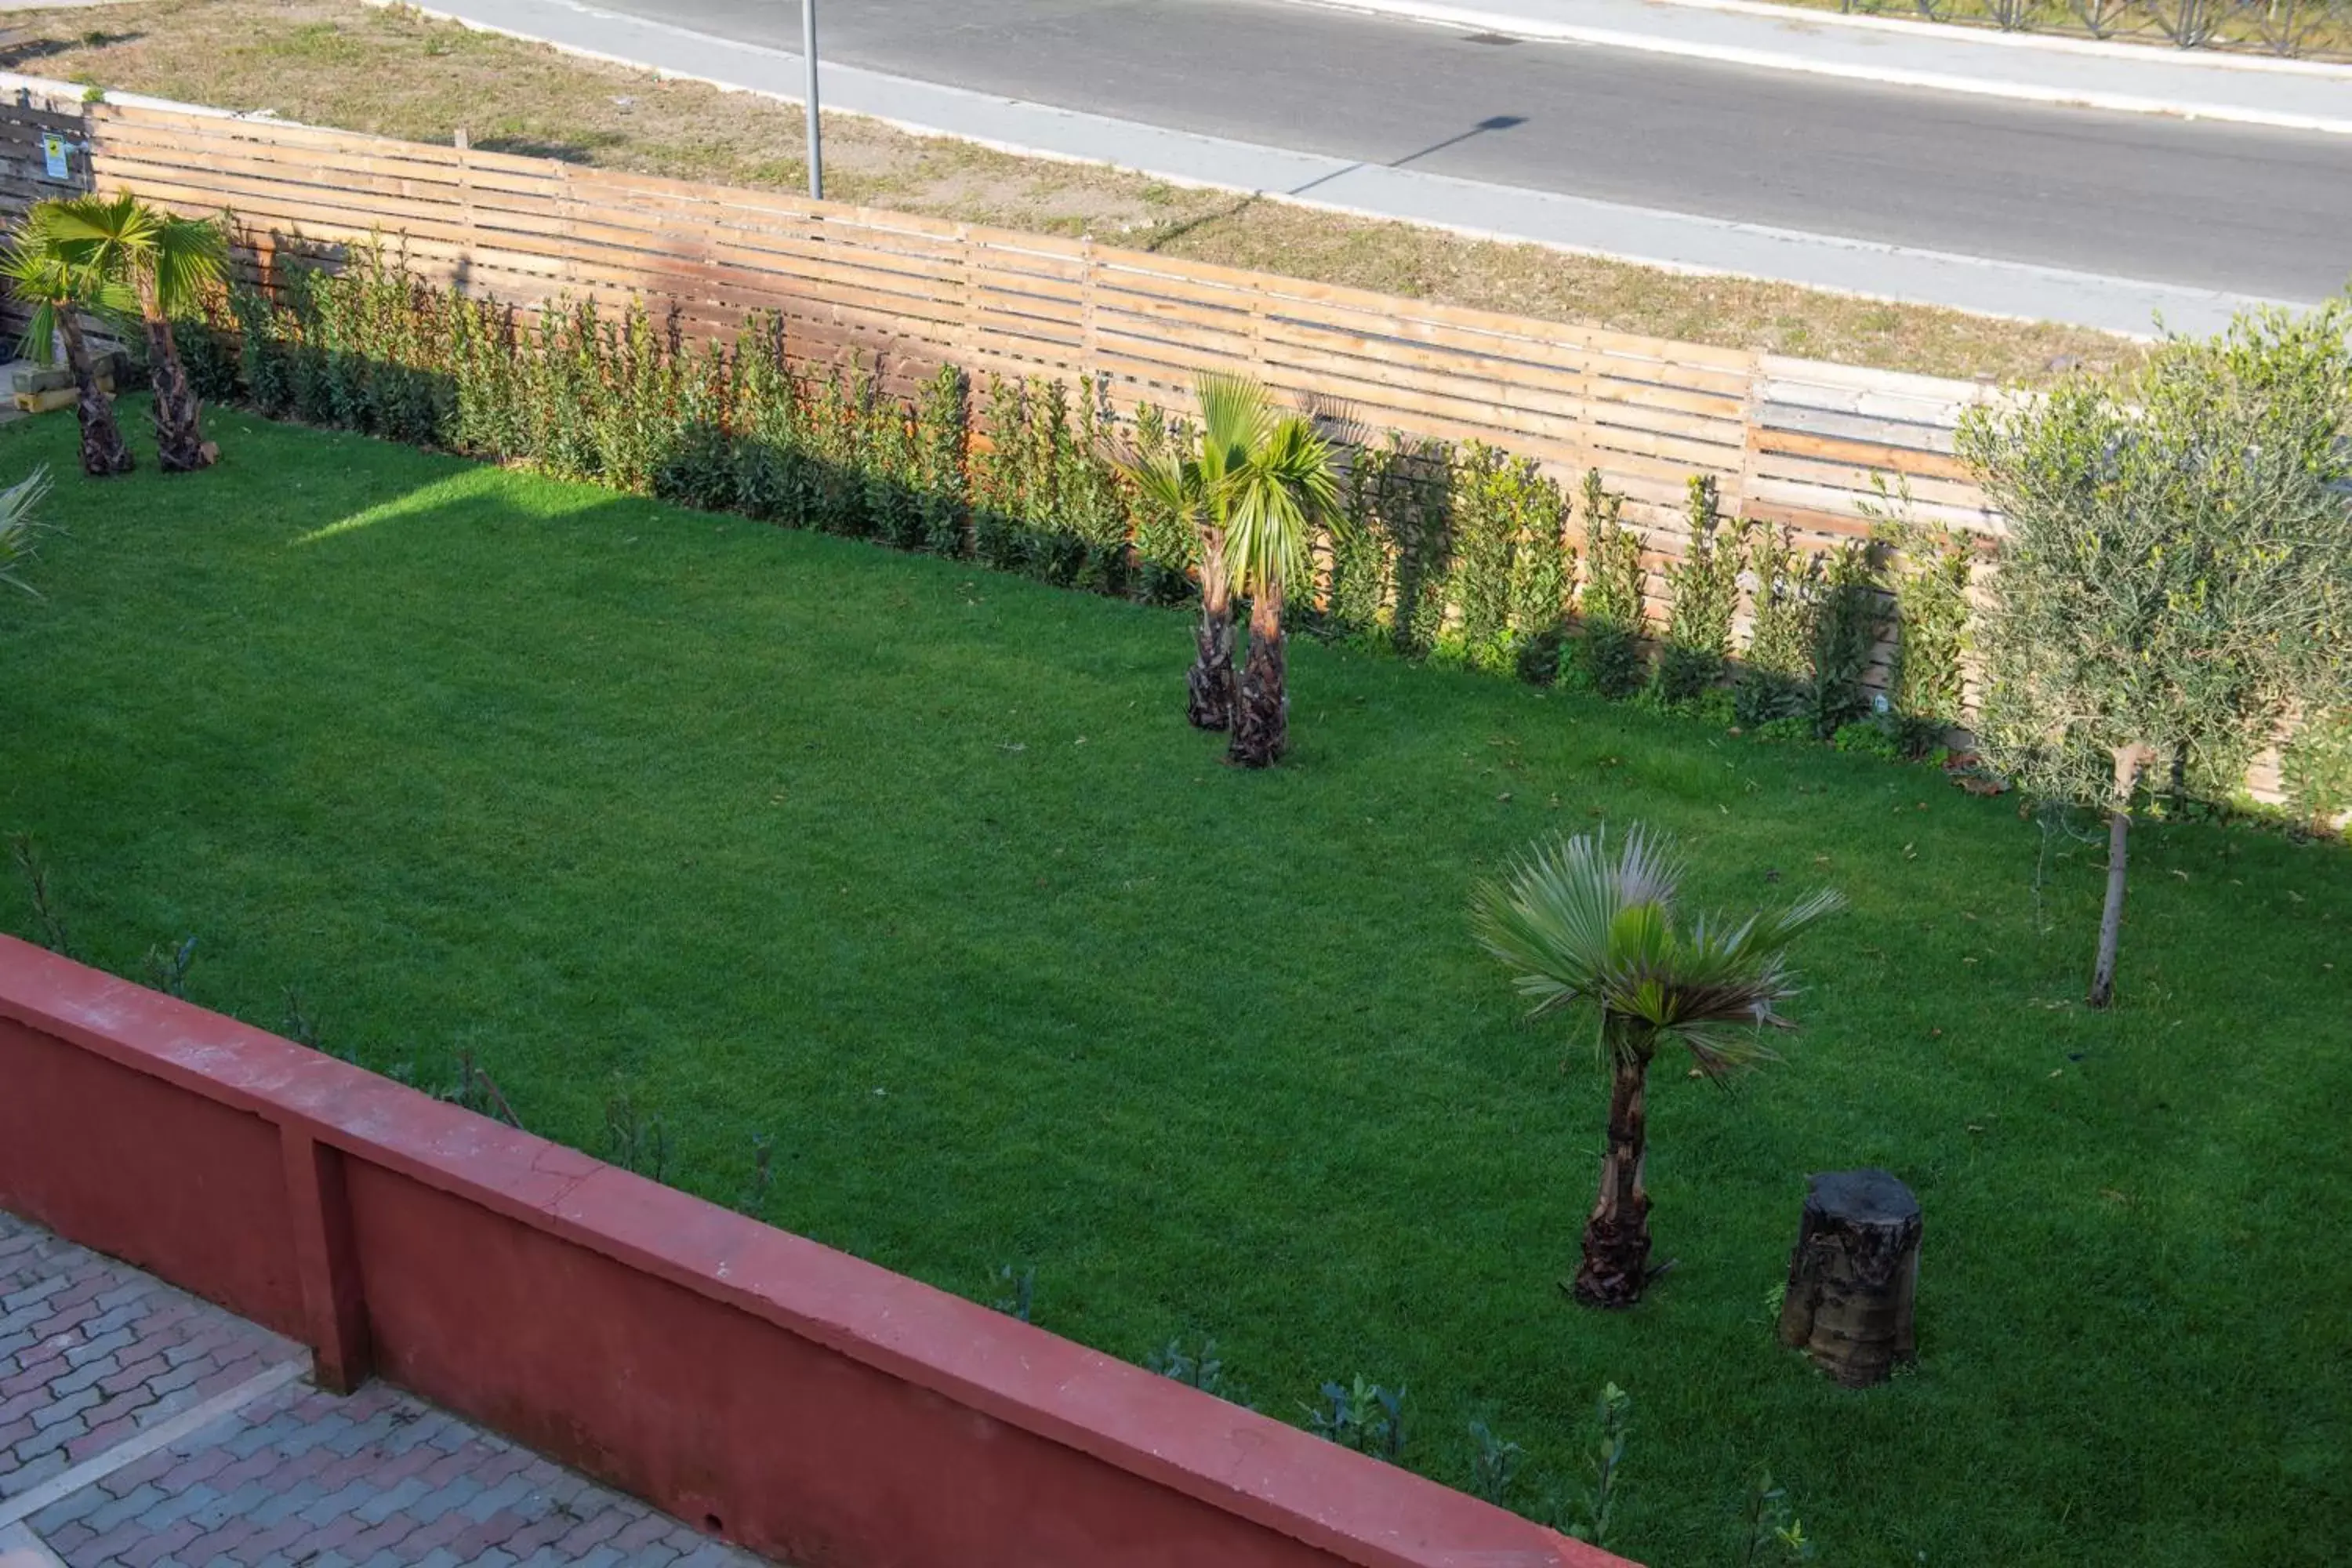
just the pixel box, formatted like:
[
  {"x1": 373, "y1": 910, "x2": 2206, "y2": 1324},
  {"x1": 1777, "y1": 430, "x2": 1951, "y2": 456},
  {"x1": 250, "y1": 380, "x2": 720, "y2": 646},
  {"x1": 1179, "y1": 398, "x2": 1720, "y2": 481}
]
[{"x1": 593, "y1": 0, "x2": 2352, "y2": 299}]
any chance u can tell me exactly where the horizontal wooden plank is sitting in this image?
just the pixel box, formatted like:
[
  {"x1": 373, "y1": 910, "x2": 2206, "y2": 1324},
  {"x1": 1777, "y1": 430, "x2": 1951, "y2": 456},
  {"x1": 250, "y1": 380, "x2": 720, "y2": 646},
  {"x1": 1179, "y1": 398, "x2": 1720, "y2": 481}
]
[
  {"x1": 100, "y1": 104, "x2": 557, "y2": 179},
  {"x1": 1587, "y1": 374, "x2": 1747, "y2": 423},
  {"x1": 1587, "y1": 398, "x2": 1746, "y2": 447},
  {"x1": 1745, "y1": 476, "x2": 1998, "y2": 534},
  {"x1": 1756, "y1": 377, "x2": 1984, "y2": 426},
  {"x1": 1585, "y1": 421, "x2": 1745, "y2": 473},
  {"x1": 1748, "y1": 426, "x2": 1980, "y2": 486},
  {"x1": 1744, "y1": 448, "x2": 1984, "y2": 511},
  {"x1": 1254, "y1": 332, "x2": 1589, "y2": 426},
  {"x1": 1754, "y1": 401, "x2": 1962, "y2": 455},
  {"x1": 1758, "y1": 354, "x2": 1991, "y2": 405}
]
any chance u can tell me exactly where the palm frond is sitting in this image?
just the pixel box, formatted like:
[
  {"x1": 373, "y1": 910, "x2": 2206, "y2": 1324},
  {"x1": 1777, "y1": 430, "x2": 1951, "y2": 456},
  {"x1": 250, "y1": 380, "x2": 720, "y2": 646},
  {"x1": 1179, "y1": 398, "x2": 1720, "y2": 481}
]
[
  {"x1": 1471, "y1": 826, "x2": 1646, "y2": 1029},
  {"x1": 1, "y1": 232, "x2": 135, "y2": 360},
  {"x1": 1222, "y1": 414, "x2": 1337, "y2": 600},
  {"x1": 1473, "y1": 822, "x2": 1841, "y2": 1076},
  {"x1": 1192, "y1": 371, "x2": 1272, "y2": 508},
  {"x1": 0, "y1": 464, "x2": 53, "y2": 600},
  {"x1": 150, "y1": 213, "x2": 228, "y2": 314},
  {"x1": 1116, "y1": 439, "x2": 1202, "y2": 527},
  {"x1": 18, "y1": 193, "x2": 225, "y2": 314}
]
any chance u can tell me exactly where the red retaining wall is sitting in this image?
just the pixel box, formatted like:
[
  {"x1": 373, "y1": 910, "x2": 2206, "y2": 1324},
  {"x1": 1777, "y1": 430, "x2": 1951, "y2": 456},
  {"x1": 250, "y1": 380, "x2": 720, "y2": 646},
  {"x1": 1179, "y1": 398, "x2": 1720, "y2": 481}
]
[{"x1": 0, "y1": 935, "x2": 1624, "y2": 1568}]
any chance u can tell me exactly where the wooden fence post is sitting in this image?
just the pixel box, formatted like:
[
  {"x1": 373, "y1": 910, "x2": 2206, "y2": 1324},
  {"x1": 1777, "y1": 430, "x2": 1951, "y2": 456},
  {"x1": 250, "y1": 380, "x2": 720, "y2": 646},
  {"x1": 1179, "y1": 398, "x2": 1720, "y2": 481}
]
[
  {"x1": 955, "y1": 223, "x2": 978, "y2": 365},
  {"x1": 454, "y1": 126, "x2": 477, "y2": 263},
  {"x1": 1079, "y1": 236, "x2": 1098, "y2": 373}
]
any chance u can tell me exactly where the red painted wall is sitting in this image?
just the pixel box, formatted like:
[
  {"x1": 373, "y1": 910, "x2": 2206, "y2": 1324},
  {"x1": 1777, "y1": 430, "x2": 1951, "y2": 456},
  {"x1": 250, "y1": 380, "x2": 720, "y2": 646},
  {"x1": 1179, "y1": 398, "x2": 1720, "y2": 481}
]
[
  {"x1": 0, "y1": 935, "x2": 1628, "y2": 1568},
  {"x1": 0, "y1": 1014, "x2": 303, "y2": 1337}
]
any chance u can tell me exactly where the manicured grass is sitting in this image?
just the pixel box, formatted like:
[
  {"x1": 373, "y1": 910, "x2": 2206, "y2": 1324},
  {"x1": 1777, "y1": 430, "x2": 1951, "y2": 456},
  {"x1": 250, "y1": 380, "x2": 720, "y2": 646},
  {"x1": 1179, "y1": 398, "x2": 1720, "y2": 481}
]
[{"x1": 2, "y1": 408, "x2": 2347, "y2": 1567}]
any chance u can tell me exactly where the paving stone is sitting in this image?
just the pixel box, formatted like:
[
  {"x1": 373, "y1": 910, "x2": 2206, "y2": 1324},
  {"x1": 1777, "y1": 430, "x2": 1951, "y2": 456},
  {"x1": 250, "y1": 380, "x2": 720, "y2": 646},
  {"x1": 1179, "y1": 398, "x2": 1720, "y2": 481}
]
[{"x1": 1, "y1": 1207, "x2": 771, "y2": 1567}]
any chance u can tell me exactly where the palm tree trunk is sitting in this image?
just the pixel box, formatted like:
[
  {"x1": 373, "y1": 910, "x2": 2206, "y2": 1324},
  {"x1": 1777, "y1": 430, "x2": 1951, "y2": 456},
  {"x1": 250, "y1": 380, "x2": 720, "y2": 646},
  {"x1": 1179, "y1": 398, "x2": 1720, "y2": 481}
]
[
  {"x1": 1188, "y1": 528, "x2": 1236, "y2": 731},
  {"x1": 57, "y1": 310, "x2": 133, "y2": 478},
  {"x1": 140, "y1": 283, "x2": 213, "y2": 474},
  {"x1": 1229, "y1": 577, "x2": 1288, "y2": 768},
  {"x1": 146, "y1": 316, "x2": 212, "y2": 473},
  {"x1": 1571, "y1": 1021, "x2": 1653, "y2": 1308},
  {"x1": 2089, "y1": 742, "x2": 2155, "y2": 1009}
]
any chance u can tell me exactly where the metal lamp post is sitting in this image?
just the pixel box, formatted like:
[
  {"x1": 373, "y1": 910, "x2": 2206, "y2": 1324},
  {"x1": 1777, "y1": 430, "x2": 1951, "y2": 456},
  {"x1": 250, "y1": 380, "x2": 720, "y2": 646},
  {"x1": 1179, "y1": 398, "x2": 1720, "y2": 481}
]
[{"x1": 802, "y1": 0, "x2": 822, "y2": 200}]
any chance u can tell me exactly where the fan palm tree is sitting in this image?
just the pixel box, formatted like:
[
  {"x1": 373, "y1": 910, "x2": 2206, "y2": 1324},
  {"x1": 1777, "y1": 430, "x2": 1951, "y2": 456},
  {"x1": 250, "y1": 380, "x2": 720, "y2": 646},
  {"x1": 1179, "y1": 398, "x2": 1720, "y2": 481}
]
[
  {"x1": 1119, "y1": 372, "x2": 1279, "y2": 732},
  {"x1": 1221, "y1": 401, "x2": 1340, "y2": 768},
  {"x1": 1472, "y1": 826, "x2": 1842, "y2": 1308},
  {"x1": 34, "y1": 193, "x2": 226, "y2": 472},
  {"x1": 1, "y1": 466, "x2": 53, "y2": 599},
  {"x1": 2, "y1": 213, "x2": 136, "y2": 477}
]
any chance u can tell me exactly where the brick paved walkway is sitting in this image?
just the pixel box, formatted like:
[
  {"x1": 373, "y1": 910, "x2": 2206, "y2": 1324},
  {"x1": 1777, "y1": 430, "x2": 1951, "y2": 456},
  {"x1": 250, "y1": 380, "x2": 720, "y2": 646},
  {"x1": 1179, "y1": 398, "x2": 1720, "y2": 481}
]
[{"x1": 1, "y1": 1209, "x2": 769, "y2": 1567}]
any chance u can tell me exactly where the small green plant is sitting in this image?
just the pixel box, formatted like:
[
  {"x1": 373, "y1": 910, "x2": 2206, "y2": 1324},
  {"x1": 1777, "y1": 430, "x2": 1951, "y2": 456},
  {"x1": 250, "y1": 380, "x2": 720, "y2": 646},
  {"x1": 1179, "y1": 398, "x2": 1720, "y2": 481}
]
[
  {"x1": 1145, "y1": 1336, "x2": 1249, "y2": 1405},
  {"x1": 142, "y1": 935, "x2": 198, "y2": 999},
  {"x1": 2282, "y1": 708, "x2": 2352, "y2": 829},
  {"x1": 1736, "y1": 524, "x2": 1814, "y2": 728},
  {"x1": 972, "y1": 374, "x2": 1028, "y2": 572},
  {"x1": 602, "y1": 1079, "x2": 667, "y2": 1178},
  {"x1": 435, "y1": 1047, "x2": 523, "y2": 1127},
  {"x1": 1733, "y1": 1468, "x2": 1816, "y2": 1566},
  {"x1": 1806, "y1": 539, "x2": 1885, "y2": 739},
  {"x1": 279, "y1": 985, "x2": 355, "y2": 1063},
  {"x1": 1654, "y1": 476, "x2": 1742, "y2": 707},
  {"x1": 7, "y1": 833, "x2": 76, "y2": 959},
  {"x1": 1125, "y1": 403, "x2": 1197, "y2": 604},
  {"x1": 991, "y1": 1262, "x2": 1036, "y2": 1323},
  {"x1": 915, "y1": 364, "x2": 970, "y2": 558},
  {"x1": 1577, "y1": 469, "x2": 1648, "y2": 699},
  {"x1": 1304, "y1": 1375, "x2": 1406, "y2": 1461},
  {"x1": 1465, "y1": 1419, "x2": 1525, "y2": 1506},
  {"x1": 1384, "y1": 440, "x2": 1455, "y2": 659},
  {"x1": 1450, "y1": 442, "x2": 1522, "y2": 674},
  {"x1": 1831, "y1": 716, "x2": 1906, "y2": 761},
  {"x1": 1873, "y1": 502, "x2": 1975, "y2": 730},
  {"x1": 739, "y1": 1131, "x2": 778, "y2": 1218},
  {"x1": 1550, "y1": 1381, "x2": 1633, "y2": 1549}
]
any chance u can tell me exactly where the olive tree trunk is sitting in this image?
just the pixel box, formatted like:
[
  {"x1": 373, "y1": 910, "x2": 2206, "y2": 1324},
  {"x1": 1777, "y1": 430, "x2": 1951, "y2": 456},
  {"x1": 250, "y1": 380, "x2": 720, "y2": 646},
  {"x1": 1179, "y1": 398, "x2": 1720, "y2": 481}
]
[
  {"x1": 1228, "y1": 579, "x2": 1288, "y2": 768},
  {"x1": 2089, "y1": 742, "x2": 2155, "y2": 1009},
  {"x1": 1187, "y1": 528, "x2": 1236, "y2": 731},
  {"x1": 57, "y1": 311, "x2": 132, "y2": 478},
  {"x1": 1570, "y1": 1020, "x2": 1653, "y2": 1308}
]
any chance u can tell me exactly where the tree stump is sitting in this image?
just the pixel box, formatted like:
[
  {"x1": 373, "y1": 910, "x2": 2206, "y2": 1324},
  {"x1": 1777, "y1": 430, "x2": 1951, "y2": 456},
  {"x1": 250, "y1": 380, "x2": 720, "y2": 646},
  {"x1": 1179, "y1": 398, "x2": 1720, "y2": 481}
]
[{"x1": 1776, "y1": 1169, "x2": 1921, "y2": 1388}]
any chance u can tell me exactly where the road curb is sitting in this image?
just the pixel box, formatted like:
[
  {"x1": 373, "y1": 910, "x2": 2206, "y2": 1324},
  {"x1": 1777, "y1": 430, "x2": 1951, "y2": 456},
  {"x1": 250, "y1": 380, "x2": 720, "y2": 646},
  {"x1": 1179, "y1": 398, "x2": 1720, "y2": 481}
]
[{"x1": 1287, "y1": 0, "x2": 2352, "y2": 135}]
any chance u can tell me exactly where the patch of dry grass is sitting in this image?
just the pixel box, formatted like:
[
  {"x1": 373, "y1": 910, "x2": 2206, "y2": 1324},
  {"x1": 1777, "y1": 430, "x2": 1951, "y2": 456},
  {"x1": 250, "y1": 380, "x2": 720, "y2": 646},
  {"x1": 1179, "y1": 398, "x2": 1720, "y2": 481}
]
[{"x1": 3, "y1": 0, "x2": 2137, "y2": 380}]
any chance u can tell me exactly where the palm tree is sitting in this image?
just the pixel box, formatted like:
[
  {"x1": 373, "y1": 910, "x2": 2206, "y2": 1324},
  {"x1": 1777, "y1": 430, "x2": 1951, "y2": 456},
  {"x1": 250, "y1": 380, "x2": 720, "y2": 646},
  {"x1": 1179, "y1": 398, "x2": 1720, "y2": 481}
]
[
  {"x1": 1, "y1": 466, "x2": 53, "y2": 599},
  {"x1": 2, "y1": 212, "x2": 136, "y2": 477},
  {"x1": 1119, "y1": 372, "x2": 1276, "y2": 732},
  {"x1": 1221, "y1": 400, "x2": 1340, "y2": 768},
  {"x1": 35, "y1": 194, "x2": 227, "y2": 473},
  {"x1": 1472, "y1": 826, "x2": 1842, "y2": 1308}
]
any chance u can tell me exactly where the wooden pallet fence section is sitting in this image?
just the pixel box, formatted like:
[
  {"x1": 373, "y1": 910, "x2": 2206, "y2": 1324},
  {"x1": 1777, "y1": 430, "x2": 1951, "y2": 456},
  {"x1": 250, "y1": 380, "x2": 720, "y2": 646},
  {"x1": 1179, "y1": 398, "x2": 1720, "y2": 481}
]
[
  {"x1": 0, "y1": 88, "x2": 93, "y2": 211},
  {"x1": 1746, "y1": 356, "x2": 2005, "y2": 547}
]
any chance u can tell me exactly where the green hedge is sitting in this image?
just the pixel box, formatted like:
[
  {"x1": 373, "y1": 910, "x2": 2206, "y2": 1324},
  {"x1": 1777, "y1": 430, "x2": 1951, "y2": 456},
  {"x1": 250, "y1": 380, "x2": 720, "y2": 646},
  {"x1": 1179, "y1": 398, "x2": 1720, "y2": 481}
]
[{"x1": 177, "y1": 242, "x2": 1953, "y2": 728}]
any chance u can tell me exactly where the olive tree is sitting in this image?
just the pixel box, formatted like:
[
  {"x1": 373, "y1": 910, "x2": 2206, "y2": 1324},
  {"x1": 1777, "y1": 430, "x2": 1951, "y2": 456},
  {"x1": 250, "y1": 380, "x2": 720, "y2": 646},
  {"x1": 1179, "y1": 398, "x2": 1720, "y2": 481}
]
[{"x1": 1958, "y1": 301, "x2": 2352, "y2": 1007}]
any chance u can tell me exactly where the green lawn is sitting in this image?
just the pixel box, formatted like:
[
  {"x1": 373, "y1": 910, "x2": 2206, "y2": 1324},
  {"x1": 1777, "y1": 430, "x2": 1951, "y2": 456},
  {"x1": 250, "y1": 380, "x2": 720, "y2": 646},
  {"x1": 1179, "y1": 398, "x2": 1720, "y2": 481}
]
[{"x1": 2, "y1": 406, "x2": 2345, "y2": 1568}]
